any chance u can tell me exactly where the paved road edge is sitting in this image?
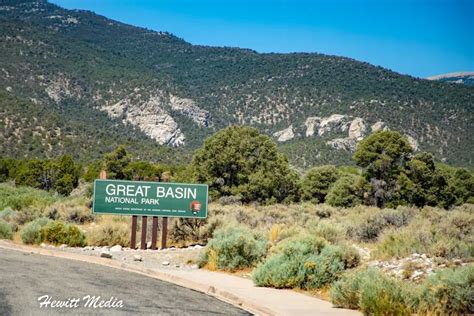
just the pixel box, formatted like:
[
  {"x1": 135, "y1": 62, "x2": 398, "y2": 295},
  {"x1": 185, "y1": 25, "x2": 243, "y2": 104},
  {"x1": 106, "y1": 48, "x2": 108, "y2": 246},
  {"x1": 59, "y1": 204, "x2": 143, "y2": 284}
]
[{"x1": 0, "y1": 241, "x2": 274, "y2": 316}]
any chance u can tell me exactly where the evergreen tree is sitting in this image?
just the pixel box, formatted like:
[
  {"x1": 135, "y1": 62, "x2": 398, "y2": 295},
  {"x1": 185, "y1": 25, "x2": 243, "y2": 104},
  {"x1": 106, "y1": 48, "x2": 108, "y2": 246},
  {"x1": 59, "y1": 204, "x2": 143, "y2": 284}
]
[
  {"x1": 191, "y1": 126, "x2": 300, "y2": 203},
  {"x1": 301, "y1": 165, "x2": 340, "y2": 203},
  {"x1": 104, "y1": 145, "x2": 131, "y2": 179}
]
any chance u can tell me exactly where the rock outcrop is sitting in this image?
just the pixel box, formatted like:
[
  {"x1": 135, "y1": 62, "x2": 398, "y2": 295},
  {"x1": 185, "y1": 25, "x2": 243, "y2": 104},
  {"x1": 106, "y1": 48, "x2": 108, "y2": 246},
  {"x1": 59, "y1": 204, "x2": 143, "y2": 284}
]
[
  {"x1": 169, "y1": 94, "x2": 211, "y2": 127},
  {"x1": 305, "y1": 117, "x2": 320, "y2": 137},
  {"x1": 348, "y1": 117, "x2": 367, "y2": 141},
  {"x1": 371, "y1": 121, "x2": 387, "y2": 132},
  {"x1": 405, "y1": 135, "x2": 419, "y2": 151},
  {"x1": 103, "y1": 94, "x2": 185, "y2": 146},
  {"x1": 318, "y1": 114, "x2": 350, "y2": 136},
  {"x1": 305, "y1": 114, "x2": 351, "y2": 137},
  {"x1": 305, "y1": 114, "x2": 370, "y2": 151},
  {"x1": 273, "y1": 125, "x2": 295, "y2": 142},
  {"x1": 101, "y1": 90, "x2": 211, "y2": 147}
]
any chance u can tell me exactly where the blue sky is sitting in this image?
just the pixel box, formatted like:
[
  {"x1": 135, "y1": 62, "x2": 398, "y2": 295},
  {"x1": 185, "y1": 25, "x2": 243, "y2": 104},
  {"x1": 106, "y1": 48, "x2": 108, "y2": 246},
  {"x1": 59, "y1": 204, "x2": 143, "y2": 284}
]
[{"x1": 51, "y1": 0, "x2": 473, "y2": 78}]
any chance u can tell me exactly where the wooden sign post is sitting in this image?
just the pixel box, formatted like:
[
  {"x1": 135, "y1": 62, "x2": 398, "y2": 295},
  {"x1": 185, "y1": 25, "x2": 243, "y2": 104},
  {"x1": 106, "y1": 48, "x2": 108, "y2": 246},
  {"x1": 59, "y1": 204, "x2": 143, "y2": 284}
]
[{"x1": 131, "y1": 216, "x2": 137, "y2": 249}]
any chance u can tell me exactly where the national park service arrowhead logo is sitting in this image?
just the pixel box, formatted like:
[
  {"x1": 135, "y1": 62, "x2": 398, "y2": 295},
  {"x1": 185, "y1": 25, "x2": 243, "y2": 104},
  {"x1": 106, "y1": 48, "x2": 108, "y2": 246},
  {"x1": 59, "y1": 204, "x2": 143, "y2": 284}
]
[{"x1": 189, "y1": 200, "x2": 202, "y2": 215}]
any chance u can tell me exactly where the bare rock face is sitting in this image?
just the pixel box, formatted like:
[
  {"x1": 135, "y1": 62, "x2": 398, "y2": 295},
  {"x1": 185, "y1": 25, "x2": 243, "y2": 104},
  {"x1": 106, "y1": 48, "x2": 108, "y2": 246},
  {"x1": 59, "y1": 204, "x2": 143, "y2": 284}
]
[
  {"x1": 305, "y1": 114, "x2": 350, "y2": 137},
  {"x1": 326, "y1": 138, "x2": 357, "y2": 151},
  {"x1": 348, "y1": 118, "x2": 367, "y2": 141},
  {"x1": 169, "y1": 94, "x2": 211, "y2": 127},
  {"x1": 318, "y1": 114, "x2": 350, "y2": 136},
  {"x1": 305, "y1": 117, "x2": 320, "y2": 137},
  {"x1": 103, "y1": 93, "x2": 185, "y2": 146},
  {"x1": 100, "y1": 89, "x2": 212, "y2": 147},
  {"x1": 371, "y1": 121, "x2": 387, "y2": 132},
  {"x1": 405, "y1": 135, "x2": 419, "y2": 151},
  {"x1": 273, "y1": 125, "x2": 295, "y2": 142}
]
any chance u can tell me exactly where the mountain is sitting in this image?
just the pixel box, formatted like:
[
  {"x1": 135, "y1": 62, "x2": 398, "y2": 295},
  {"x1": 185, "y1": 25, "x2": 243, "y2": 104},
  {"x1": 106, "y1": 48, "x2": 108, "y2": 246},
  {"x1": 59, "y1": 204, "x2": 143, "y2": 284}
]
[
  {"x1": 1, "y1": 0, "x2": 473, "y2": 169},
  {"x1": 427, "y1": 72, "x2": 474, "y2": 86}
]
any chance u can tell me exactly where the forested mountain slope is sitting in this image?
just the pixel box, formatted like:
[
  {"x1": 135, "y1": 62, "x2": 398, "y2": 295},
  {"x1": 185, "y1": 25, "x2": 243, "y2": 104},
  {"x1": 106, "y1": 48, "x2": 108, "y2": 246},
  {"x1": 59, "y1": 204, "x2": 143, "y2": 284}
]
[{"x1": 1, "y1": 0, "x2": 472, "y2": 168}]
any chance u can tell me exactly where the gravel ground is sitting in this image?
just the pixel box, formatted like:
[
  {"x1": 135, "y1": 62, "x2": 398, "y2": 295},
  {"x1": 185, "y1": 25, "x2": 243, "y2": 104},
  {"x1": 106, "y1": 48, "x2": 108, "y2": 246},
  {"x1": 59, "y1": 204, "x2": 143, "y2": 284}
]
[{"x1": 44, "y1": 243, "x2": 205, "y2": 272}]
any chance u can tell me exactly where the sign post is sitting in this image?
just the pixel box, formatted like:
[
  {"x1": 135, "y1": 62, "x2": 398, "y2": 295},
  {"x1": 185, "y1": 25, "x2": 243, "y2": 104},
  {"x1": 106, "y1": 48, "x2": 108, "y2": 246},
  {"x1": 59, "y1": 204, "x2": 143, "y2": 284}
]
[
  {"x1": 131, "y1": 216, "x2": 137, "y2": 249},
  {"x1": 93, "y1": 179, "x2": 208, "y2": 218},
  {"x1": 140, "y1": 216, "x2": 147, "y2": 250},
  {"x1": 93, "y1": 178, "x2": 208, "y2": 249}
]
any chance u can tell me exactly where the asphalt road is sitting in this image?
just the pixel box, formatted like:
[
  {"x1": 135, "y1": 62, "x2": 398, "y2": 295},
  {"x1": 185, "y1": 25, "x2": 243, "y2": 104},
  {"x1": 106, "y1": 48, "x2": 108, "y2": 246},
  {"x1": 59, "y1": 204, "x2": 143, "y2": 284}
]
[{"x1": 0, "y1": 249, "x2": 251, "y2": 315}]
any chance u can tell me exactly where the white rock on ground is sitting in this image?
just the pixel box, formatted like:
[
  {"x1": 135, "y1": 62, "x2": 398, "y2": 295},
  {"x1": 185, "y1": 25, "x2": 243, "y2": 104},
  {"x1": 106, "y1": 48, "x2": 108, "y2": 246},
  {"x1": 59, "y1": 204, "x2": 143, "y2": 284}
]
[
  {"x1": 133, "y1": 255, "x2": 142, "y2": 262},
  {"x1": 110, "y1": 245, "x2": 122, "y2": 252}
]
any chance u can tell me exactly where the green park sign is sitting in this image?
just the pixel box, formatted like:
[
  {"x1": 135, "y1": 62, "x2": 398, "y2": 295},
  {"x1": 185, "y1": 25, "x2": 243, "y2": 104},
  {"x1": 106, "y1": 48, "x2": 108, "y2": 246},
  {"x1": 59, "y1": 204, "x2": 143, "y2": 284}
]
[{"x1": 93, "y1": 179, "x2": 208, "y2": 219}]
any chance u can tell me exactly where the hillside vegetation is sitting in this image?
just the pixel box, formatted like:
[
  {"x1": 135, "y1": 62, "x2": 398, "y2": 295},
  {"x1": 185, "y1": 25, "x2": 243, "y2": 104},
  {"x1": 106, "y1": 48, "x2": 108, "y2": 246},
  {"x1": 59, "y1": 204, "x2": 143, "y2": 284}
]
[
  {"x1": 0, "y1": 127, "x2": 473, "y2": 314},
  {"x1": 0, "y1": 0, "x2": 473, "y2": 168}
]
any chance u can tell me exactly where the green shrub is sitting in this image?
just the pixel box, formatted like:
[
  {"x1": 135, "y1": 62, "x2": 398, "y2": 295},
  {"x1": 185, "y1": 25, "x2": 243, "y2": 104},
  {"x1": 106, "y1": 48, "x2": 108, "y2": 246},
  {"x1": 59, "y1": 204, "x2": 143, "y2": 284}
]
[
  {"x1": 20, "y1": 217, "x2": 51, "y2": 244},
  {"x1": 330, "y1": 269, "x2": 415, "y2": 315},
  {"x1": 329, "y1": 270, "x2": 364, "y2": 309},
  {"x1": 314, "y1": 204, "x2": 334, "y2": 218},
  {"x1": 345, "y1": 207, "x2": 415, "y2": 242},
  {"x1": 40, "y1": 220, "x2": 86, "y2": 247},
  {"x1": 331, "y1": 267, "x2": 474, "y2": 315},
  {"x1": 41, "y1": 221, "x2": 67, "y2": 244},
  {"x1": 306, "y1": 220, "x2": 344, "y2": 243},
  {"x1": 253, "y1": 235, "x2": 327, "y2": 288},
  {"x1": 0, "y1": 207, "x2": 16, "y2": 221},
  {"x1": 0, "y1": 207, "x2": 19, "y2": 232},
  {"x1": 268, "y1": 234, "x2": 326, "y2": 256},
  {"x1": 375, "y1": 211, "x2": 474, "y2": 259},
  {"x1": 198, "y1": 225, "x2": 267, "y2": 271},
  {"x1": 347, "y1": 213, "x2": 388, "y2": 242},
  {"x1": 302, "y1": 245, "x2": 359, "y2": 289},
  {"x1": 417, "y1": 266, "x2": 474, "y2": 314},
  {"x1": 12, "y1": 208, "x2": 41, "y2": 226},
  {"x1": 439, "y1": 210, "x2": 474, "y2": 240},
  {"x1": 0, "y1": 219, "x2": 13, "y2": 239},
  {"x1": 253, "y1": 236, "x2": 358, "y2": 290},
  {"x1": 0, "y1": 183, "x2": 57, "y2": 211},
  {"x1": 63, "y1": 225, "x2": 87, "y2": 247},
  {"x1": 252, "y1": 248, "x2": 309, "y2": 288},
  {"x1": 87, "y1": 221, "x2": 130, "y2": 247}
]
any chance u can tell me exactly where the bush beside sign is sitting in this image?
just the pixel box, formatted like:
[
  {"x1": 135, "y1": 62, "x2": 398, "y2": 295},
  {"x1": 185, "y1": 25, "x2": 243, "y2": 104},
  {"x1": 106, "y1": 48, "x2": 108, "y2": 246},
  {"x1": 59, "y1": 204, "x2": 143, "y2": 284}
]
[{"x1": 93, "y1": 179, "x2": 208, "y2": 219}]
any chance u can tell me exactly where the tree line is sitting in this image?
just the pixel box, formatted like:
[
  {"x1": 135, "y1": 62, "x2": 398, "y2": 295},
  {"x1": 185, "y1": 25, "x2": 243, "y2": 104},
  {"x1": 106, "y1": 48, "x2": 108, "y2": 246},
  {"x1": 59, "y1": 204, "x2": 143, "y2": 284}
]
[{"x1": 1, "y1": 127, "x2": 472, "y2": 209}]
